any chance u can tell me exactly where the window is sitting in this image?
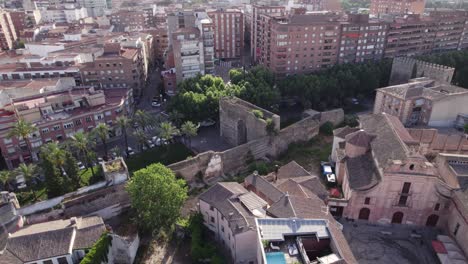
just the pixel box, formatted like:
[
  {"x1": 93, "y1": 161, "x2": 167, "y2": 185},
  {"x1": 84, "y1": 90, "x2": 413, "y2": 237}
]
[
  {"x1": 43, "y1": 260, "x2": 53, "y2": 264},
  {"x1": 210, "y1": 216, "x2": 215, "y2": 223},
  {"x1": 42, "y1": 128, "x2": 49, "y2": 134},
  {"x1": 57, "y1": 257, "x2": 68, "y2": 264},
  {"x1": 56, "y1": 135, "x2": 63, "y2": 140},
  {"x1": 398, "y1": 195, "x2": 408, "y2": 206},
  {"x1": 75, "y1": 119, "x2": 82, "y2": 126},
  {"x1": 53, "y1": 125, "x2": 61, "y2": 131},
  {"x1": 86, "y1": 116, "x2": 92, "y2": 123},
  {"x1": 364, "y1": 197, "x2": 370, "y2": 205},
  {"x1": 209, "y1": 205, "x2": 214, "y2": 211},
  {"x1": 409, "y1": 164, "x2": 414, "y2": 170},
  {"x1": 434, "y1": 203, "x2": 440, "y2": 211},
  {"x1": 221, "y1": 226, "x2": 224, "y2": 232},
  {"x1": 402, "y1": 182, "x2": 411, "y2": 194},
  {"x1": 63, "y1": 122, "x2": 73, "y2": 129},
  {"x1": 3, "y1": 138, "x2": 12, "y2": 144},
  {"x1": 7, "y1": 147, "x2": 15, "y2": 154},
  {"x1": 454, "y1": 223, "x2": 460, "y2": 236}
]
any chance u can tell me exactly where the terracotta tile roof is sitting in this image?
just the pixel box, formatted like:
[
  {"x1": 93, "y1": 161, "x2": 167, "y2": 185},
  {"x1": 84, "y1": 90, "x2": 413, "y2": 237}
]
[
  {"x1": 345, "y1": 153, "x2": 381, "y2": 191},
  {"x1": 2, "y1": 216, "x2": 105, "y2": 263}
]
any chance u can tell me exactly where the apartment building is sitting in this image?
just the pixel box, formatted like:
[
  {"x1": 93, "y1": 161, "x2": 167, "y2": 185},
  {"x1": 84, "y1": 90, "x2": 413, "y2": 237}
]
[
  {"x1": 207, "y1": 8, "x2": 244, "y2": 59},
  {"x1": 166, "y1": 10, "x2": 197, "y2": 45},
  {"x1": 143, "y1": 26, "x2": 169, "y2": 61},
  {"x1": 110, "y1": 8, "x2": 156, "y2": 32},
  {"x1": 81, "y1": 43, "x2": 145, "y2": 96},
  {"x1": 430, "y1": 10, "x2": 468, "y2": 52},
  {"x1": 339, "y1": 14, "x2": 387, "y2": 64},
  {"x1": 172, "y1": 28, "x2": 205, "y2": 83},
  {"x1": 370, "y1": 0, "x2": 426, "y2": 16},
  {"x1": 251, "y1": 5, "x2": 285, "y2": 62},
  {"x1": 78, "y1": 0, "x2": 108, "y2": 17},
  {"x1": 0, "y1": 9, "x2": 28, "y2": 50},
  {"x1": 0, "y1": 78, "x2": 131, "y2": 168},
  {"x1": 256, "y1": 11, "x2": 341, "y2": 76},
  {"x1": 33, "y1": 6, "x2": 88, "y2": 24},
  {"x1": 196, "y1": 17, "x2": 215, "y2": 74},
  {"x1": 382, "y1": 14, "x2": 434, "y2": 58}
]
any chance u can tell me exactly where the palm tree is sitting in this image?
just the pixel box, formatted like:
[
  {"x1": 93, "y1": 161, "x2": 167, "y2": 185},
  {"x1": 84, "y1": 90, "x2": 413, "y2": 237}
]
[
  {"x1": 93, "y1": 123, "x2": 110, "y2": 158},
  {"x1": 70, "y1": 132, "x2": 96, "y2": 178},
  {"x1": 15, "y1": 163, "x2": 38, "y2": 201},
  {"x1": 0, "y1": 170, "x2": 12, "y2": 192},
  {"x1": 134, "y1": 110, "x2": 150, "y2": 131},
  {"x1": 133, "y1": 130, "x2": 148, "y2": 152},
  {"x1": 180, "y1": 121, "x2": 198, "y2": 147},
  {"x1": 8, "y1": 118, "x2": 37, "y2": 162},
  {"x1": 169, "y1": 110, "x2": 185, "y2": 127},
  {"x1": 41, "y1": 142, "x2": 65, "y2": 168},
  {"x1": 116, "y1": 116, "x2": 130, "y2": 151},
  {"x1": 159, "y1": 122, "x2": 179, "y2": 144}
]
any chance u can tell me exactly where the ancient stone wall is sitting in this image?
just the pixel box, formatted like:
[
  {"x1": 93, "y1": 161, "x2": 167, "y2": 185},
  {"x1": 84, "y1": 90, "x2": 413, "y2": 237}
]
[
  {"x1": 169, "y1": 109, "x2": 339, "y2": 182},
  {"x1": 389, "y1": 57, "x2": 455, "y2": 85},
  {"x1": 219, "y1": 97, "x2": 280, "y2": 146}
]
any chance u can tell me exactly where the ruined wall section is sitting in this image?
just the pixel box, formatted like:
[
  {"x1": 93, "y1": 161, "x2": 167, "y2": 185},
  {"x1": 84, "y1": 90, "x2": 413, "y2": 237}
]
[
  {"x1": 219, "y1": 97, "x2": 280, "y2": 146},
  {"x1": 389, "y1": 57, "x2": 455, "y2": 85}
]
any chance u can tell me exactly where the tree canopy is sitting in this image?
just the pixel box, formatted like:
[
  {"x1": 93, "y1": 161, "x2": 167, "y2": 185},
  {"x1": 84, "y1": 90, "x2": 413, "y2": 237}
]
[{"x1": 126, "y1": 163, "x2": 187, "y2": 232}]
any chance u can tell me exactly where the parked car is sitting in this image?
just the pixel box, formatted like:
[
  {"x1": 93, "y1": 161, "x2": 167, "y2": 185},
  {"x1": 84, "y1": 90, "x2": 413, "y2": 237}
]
[
  {"x1": 321, "y1": 162, "x2": 333, "y2": 176},
  {"x1": 151, "y1": 101, "x2": 161, "y2": 107},
  {"x1": 147, "y1": 140, "x2": 155, "y2": 148},
  {"x1": 127, "y1": 147, "x2": 135, "y2": 156},
  {"x1": 199, "y1": 118, "x2": 216, "y2": 127},
  {"x1": 77, "y1": 161, "x2": 86, "y2": 170},
  {"x1": 97, "y1": 157, "x2": 104, "y2": 163},
  {"x1": 326, "y1": 173, "x2": 337, "y2": 187}
]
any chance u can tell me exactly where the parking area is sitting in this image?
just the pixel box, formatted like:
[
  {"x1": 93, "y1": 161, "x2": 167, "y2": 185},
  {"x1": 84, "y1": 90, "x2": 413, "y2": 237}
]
[{"x1": 340, "y1": 220, "x2": 440, "y2": 264}]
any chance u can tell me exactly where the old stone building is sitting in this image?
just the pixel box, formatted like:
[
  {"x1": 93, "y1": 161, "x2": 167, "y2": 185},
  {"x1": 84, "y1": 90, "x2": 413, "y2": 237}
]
[
  {"x1": 373, "y1": 77, "x2": 468, "y2": 127},
  {"x1": 219, "y1": 97, "x2": 280, "y2": 146},
  {"x1": 330, "y1": 112, "x2": 468, "y2": 258}
]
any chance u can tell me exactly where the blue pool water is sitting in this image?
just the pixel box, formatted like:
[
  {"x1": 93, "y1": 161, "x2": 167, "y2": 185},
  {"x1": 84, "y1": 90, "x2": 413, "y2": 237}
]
[{"x1": 266, "y1": 252, "x2": 286, "y2": 264}]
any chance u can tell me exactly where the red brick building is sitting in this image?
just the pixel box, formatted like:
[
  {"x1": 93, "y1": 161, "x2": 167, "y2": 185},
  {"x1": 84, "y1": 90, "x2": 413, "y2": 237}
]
[
  {"x1": 208, "y1": 8, "x2": 244, "y2": 59},
  {"x1": 370, "y1": 0, "x2": 426, "y2": 16},
  {"x1": 0, "y1": 80, "x2": 131, "y2": 169}
]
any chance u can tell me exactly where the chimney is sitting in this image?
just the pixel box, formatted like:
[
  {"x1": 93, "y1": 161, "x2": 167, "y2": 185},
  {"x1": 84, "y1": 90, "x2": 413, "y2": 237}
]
[
  {"x1": 70, "y1": 217, "x2": 77, "y2": 225},
  {"x1": 273, "y1": 165, "x2": 279, "y2": 183}
]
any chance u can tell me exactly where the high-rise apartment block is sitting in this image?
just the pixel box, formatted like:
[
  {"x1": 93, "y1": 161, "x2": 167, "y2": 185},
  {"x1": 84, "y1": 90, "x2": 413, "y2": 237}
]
[
  {"x1": 254, "y1": 11, "x2": 341, "y2": 77},
  {"x1": 251, "y1": 5, "x2": 285, "y2": 62},
  {"x1": 0, "y1": 9, "x2": 28, "y2": 50},
  {"x1": 171, "y1": 28, "x2": 205, "y2": 84},
  {"x1": 339, "y1": 14, "x2": 387, "y2": 64},
  {"x1": 207, "y1": 8, "x2": 244, "y2": 59},
  {"x1": 370, "y1": 0, "x2": 426, "y2": 16}
]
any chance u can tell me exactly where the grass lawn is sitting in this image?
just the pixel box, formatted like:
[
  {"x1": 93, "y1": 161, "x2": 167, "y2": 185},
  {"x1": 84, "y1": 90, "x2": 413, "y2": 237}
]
[
  {"x1": 16, "y1": 185, "x2": 47, "y2": 206},
  {"x1": 80, "y1": 166, "x2": 103, "y2": 186},
  {"x1": 278, "y1": 134, "x2": 333, "y2": 175},
  {"x1": 126, "y1": 143, "x2": 194, "y2": 173}
]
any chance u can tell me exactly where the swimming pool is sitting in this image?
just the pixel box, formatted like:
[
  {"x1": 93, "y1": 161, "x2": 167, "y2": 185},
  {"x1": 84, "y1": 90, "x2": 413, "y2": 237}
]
[{"x1": 266, "y1": 252, "x2": 286, "y2": 264}]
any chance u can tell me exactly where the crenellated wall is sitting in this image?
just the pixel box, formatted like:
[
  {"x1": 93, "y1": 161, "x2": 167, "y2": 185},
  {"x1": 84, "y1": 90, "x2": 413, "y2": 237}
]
[
  {"x1": 169, "y1": 108, "x2": 343, "y2": 182},
  {"x1": 389, "y1": 57, "x2": 455, "y2": 85}
]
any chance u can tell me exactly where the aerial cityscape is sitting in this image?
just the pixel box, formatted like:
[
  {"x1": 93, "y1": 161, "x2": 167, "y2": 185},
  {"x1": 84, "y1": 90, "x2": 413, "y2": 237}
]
[{"x1": 0, "y1": 0, "x2": 468, "y2": 263}]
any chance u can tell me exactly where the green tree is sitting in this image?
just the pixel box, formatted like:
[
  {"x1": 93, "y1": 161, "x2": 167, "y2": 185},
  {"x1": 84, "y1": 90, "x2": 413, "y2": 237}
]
[
  {"x1": 70, "y1": 132, "x2": 96, "y2": 178},
  {"x1": 464, "y1": 123, "x2": 468, "y2": 134},
  {"x1": 0, "y1": 170, "x2": 12, "y2": 192},
  {"x1": 93, "y1": 123, "x2": 110, "y2": 158},
  {"x1": 15, "y1": 164, "x2": 38, "y2": 201},
  {"x1": 7, "y1": 118, "x2": 37, "y2": 162},
  {"x1": 134, "y1": 110, "x2": 150, "y2": 131},
  {"x1": 180, "y1": 121, "x2": 198, "y2": 147},
  {"x1": 133, "y1": 129, "x2": 148, "y2": 152},
  {"x1": 126, "y1": 163, "x2": 188, "y2": 232},
  {"x1": 63, "y1": 151, "x2": 80, "y2": 189},
  {"x1": 159, "y1": 122, "x2": 179, "y2": 144},
  {"x1": 40, "y1": 153, "x2": 65, "y2": 198},
  {"x1": 116, "y1": 116, "x2": 130, "y2": 152}
]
